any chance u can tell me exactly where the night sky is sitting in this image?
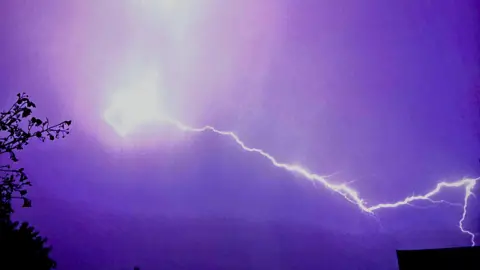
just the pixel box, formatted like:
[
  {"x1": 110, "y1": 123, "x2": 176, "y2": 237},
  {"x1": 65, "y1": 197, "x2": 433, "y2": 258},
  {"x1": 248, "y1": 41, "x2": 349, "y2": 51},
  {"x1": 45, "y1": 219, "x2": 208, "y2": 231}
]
[{"x1": 1, "y1": 1, "x2": 480, "y2": 269}]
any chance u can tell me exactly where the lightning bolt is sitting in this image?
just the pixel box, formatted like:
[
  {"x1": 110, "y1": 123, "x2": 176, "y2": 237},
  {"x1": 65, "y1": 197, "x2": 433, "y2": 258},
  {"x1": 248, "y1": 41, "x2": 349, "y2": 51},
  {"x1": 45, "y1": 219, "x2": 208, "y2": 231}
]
[{"x1": 163, "y1": 117, "x2": 479, "y2": 246}]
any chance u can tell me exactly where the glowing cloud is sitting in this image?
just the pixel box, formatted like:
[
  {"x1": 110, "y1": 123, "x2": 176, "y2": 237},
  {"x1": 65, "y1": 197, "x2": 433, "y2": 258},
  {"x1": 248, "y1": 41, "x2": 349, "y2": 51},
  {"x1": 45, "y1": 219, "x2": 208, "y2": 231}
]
[{"x1": 103, "y1": 74, "x2": 164, "y2": 137}]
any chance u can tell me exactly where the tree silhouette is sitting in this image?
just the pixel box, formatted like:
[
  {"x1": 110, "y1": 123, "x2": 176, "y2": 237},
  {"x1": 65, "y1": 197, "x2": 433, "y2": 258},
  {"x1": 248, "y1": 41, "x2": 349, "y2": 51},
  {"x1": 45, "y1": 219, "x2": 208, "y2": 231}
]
[
  {"x1": 0, "y1": 93, "x2": 72, "y2": 269},
  {"x1": 0, "y1": 221, "x2": 56, "y2": 269}
]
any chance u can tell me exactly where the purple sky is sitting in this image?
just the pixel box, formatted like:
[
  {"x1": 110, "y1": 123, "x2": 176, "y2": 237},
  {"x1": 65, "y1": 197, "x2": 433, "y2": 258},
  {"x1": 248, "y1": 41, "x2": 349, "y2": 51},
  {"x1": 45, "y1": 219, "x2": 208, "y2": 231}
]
[{"x1": 1, "y1": 0, "x2": 480, "y2": 269}]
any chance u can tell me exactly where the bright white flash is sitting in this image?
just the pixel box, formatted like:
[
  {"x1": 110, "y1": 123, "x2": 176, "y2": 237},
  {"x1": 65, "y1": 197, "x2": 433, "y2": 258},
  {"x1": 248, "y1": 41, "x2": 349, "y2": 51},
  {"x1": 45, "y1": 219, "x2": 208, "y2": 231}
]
[
  {"x1": 103, "y1": 85, "x2": 478, "y2": 246},
  {"x1": 135, "y1": 0, "x2": 189, "y2": 19},
  {"x1": 103, "y1": 78, "x2": 163, "y2": 136}
]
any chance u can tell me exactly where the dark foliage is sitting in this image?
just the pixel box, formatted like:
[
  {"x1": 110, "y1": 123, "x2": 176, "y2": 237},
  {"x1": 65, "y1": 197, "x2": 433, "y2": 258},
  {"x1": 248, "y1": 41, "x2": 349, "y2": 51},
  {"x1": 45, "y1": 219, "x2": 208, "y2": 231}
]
[
  {"x1": 0, "y1": 93, "x2": 72, "y2": 269},
  {"x1": 0, "y1": 220, "x2": 56, "y2": 270}
]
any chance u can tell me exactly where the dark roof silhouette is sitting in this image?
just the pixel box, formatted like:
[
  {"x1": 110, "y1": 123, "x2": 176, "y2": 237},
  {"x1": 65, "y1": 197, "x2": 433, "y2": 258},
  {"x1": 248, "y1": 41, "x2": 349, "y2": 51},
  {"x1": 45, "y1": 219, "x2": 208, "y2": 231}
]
[{"x1": 396, "y1": 246, "x2": 480, "y2": 270}]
